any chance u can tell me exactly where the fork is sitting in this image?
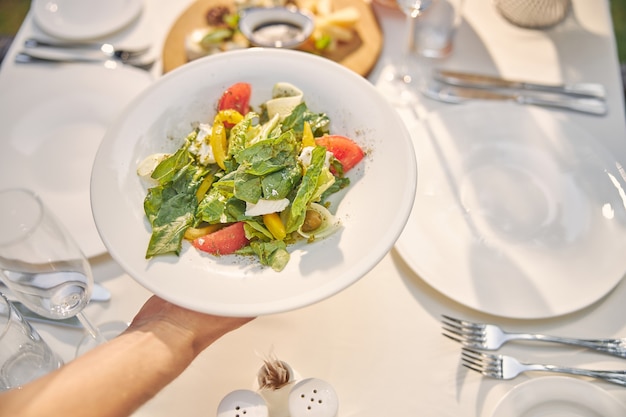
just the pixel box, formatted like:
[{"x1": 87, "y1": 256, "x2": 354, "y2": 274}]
[
  {"x1": 24, "y1": 38, "x2": 150, "y2": 60},
  {"x1": 461, "y1": 347, "x2": 626, "y2": 386},
  {"x1": 441, "y1": 314, "x2": 626, "y2": 358},
  {"x1": 15, "y1": 51, "x2": 155, "y2": 71}
]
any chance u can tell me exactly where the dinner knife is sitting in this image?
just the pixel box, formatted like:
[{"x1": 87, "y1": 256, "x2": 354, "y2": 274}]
[
  {"x1": 13, "y1": 301, "x2": 83, "y2": 329},
  {"x1": 422, "y1": 81, "x2": 608, "y2": 115},
  {"x1": 433, "y1": 69, "x2": 606, "y2": 99}
]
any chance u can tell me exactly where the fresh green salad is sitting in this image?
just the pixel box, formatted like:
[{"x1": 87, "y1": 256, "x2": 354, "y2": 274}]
[{"x1": 137, "y1": 81, "x2": 364, "y2": 271}]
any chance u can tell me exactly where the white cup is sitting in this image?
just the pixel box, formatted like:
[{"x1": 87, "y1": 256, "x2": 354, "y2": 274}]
[
  {"x1": 413, "y1": 0, "x2": 464, "y2": 58},
  {"x1": 0, "y1": 293, "x2": 63, "y2": 391}
]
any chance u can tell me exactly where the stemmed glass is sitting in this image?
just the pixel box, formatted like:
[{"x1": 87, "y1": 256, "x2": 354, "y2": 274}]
[
  {"x1": 0, "y1": 188, "x2": 121, "y2": 356},
  {"x1": 381, "y1": 0, "x2": 434, "y2": 103}
]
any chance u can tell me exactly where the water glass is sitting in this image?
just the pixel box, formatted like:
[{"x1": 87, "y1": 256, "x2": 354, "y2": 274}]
[
  {"x1": 0, "y1": 188, "x2": 92, "y2": 320},
  {"x1": 412, "y1": 0, "x2": 464, "y2": 58},
  {"x1": 0, "y1": 292, "x2": 62, "y2": 391}
]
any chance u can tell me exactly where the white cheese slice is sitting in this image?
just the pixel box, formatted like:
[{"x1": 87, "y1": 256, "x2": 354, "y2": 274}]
[
  {"x1": 245, "y1": 198, "x2": 290, "y2": 216},
  {"x1": 266, "y1": 82, "x2": 304, "y2": 120}
]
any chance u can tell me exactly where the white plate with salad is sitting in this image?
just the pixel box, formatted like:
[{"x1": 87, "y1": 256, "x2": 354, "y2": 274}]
[{"x1": 91, "y1": 48, "x2": 417, "y2": 316}]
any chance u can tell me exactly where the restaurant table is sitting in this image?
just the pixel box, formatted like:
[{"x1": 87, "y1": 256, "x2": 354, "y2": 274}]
[{"x1": 1, "y1": 0, "x2": 626, "y2": 416}]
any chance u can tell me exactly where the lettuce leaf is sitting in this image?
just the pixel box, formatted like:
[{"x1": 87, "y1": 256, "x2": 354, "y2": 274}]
[{"x1": 284, "y1": 145, "x2": 326, "y2": 233}]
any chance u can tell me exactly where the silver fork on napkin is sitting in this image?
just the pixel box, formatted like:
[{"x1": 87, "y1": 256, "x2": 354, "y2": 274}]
[
  {"x1": 461, "y1": 347, "x2": 626, "y2": 386},
  {"x1": 441, "y1": 315, "x2": 626, "y2": 358}
]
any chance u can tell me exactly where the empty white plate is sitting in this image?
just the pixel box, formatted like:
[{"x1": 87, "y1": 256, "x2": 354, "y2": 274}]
[
  {"x1": 491, "y1": 376, "x2": 626, "y2": 416},
  {"x1": 32, "y1": 0, "x2": 143, "y2": 40},
  {"x1": 395, "y1": 102, "x2": 626, "y2": 319},
  {"x1": 0, "y1": 64, "x2": 152, "y2": 257}
]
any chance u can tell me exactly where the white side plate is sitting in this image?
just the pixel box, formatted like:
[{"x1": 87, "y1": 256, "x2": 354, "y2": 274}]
[
  {"x1": 32, "y1": 0, "x2": 143, "y2": 40},
  {"x1": 395, "y1": 102, "x2": 626, "y2": 319},
  {"x1": 0, "y1": 65, "x2": 153, "y2": 257}
]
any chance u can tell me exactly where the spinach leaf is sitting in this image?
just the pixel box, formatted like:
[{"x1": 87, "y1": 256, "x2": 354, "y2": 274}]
[
  {"x1": 233, "y1": 130, "x2": 301, "y2": 203},
  {"x1": 144, "y1": 162, "x2": 204, "y2": 258},
  {"x1": 281, "y1": 102, "x2": 330, "y2": 138}
]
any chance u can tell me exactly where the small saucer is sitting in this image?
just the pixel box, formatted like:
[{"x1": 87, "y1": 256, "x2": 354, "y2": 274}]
[
  {"x1": 491, "y1": 376, "x2": 626, "y2": 416},
  {"x1": 239, "y1": 7, "x2": 314, "y2": 49},
  {"x1": 32, "y1": 0, "x2": 143, "y2": 41}
]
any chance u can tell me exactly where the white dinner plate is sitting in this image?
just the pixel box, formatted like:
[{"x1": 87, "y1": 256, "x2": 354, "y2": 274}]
[
  {"x1": 0, "y1": 64, "x2": 153, "y2": 258},
  {"x1": 395, "y1": 102, "x2": 626, "y2": 319},
  {"x1": 491, "y1": 376, "x2": 626, "y2": 416},
  {"x1": 32, "y1": 0, "x2": 143, "y2": 41},
  {"x1": 91, "y1": 48, "x2": 417, "y2": 317}
]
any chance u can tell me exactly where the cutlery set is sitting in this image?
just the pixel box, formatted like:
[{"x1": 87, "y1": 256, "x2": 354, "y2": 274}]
[
  {"x1": 441, "y1": 315, "x2": 626, "y2": 386},
  {"x1": 425, "y1": 69, "x2": 608, "y2": 115},
  {"x1": 15, "y1": 38, "x2": 154, "y2": 70}
]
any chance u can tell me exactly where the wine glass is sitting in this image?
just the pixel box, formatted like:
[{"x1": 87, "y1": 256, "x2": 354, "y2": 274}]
[
  {"x1": 381, "y1": 0, "x2": 434, "y2": 103},
  {"x1": 0, "y1": 188, "x2": 123, "y2": 355}
]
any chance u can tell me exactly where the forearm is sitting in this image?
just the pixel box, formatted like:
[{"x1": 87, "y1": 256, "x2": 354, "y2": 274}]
[
  {"x1": 1, "y1": 321, "x2": 199, "y2": 417},
  {"x1": 0, "y1": 296, "x2": 252, "y2": 417}
]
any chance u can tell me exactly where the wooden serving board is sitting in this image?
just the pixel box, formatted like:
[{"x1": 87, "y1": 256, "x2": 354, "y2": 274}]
[{"x1": 162, "y1": 0, "x2": 383, "y2": 76}]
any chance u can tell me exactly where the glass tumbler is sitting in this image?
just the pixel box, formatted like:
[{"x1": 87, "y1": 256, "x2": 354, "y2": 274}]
[
  {"x1": 412, "y1": 0, "x2": 464, "y2": 58},
  {"x1": 0, "y1": 292, "x2": 63, "y2": 391}
]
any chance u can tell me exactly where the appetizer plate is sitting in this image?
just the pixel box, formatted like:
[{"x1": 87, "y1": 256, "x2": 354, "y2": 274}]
[
  {"x1": 491, "y1": 376, "x2": 626, "y2": 416},
  {"x1": 91, "y1": 48, "x2": 417, "y2": 316},
  {"x1": 395, "y1": 102, "x2": 626, "y2": 319},
  {"x1": 161, "y1": 0, "x2": 383, "y2": 76},
  {"x1": 0, "y1": 64, "x2": 153, "y2": 258},
  {"x1": 32, "y1": 0, "x2": 143, "y2": 41}
]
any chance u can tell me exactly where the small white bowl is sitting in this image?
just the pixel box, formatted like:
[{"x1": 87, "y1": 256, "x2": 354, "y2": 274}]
[{"x1": 239, "y1": 7, "x2": 314, "y2": 48}]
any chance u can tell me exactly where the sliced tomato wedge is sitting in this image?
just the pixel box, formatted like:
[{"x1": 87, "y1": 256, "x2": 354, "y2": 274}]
[
  {"x1": 315, "y1": 135, "x2": 365, "y2": 173},
  {"x1": 218, "y1": 82, "x2": 251, "y2": 115},
  {"x1": 191, "y1": 222, "x2": 249, "y2": 255}
]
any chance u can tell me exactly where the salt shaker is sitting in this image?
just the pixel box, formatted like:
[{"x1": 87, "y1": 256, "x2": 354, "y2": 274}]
[
  {"x1": 288, "y1": 378, "x2": 339, "y2": 417},
  {"x1": 216, "y1": 389, "x2": 269, "y2": 417}
]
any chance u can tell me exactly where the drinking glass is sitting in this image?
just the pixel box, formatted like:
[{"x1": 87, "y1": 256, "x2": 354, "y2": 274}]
[
  {"x1": 0, "y1": 292, "x2": 62, "y2": 390},
  {"x1": 412, "y1": 0, "x2": 463, "y2": 58},
  {"x1": 0, "y1": 188, "x2": 111, "y2": 352},
  {"x1": 385, "y1": 0, "x2": 434, "y2": 94}
]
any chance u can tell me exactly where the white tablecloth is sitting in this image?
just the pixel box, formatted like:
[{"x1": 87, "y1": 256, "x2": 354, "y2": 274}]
[{"x1": 1, "y1": 1, "x2": 626, "y2": 415}]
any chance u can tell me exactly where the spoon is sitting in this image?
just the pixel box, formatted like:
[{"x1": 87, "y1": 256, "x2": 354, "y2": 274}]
[{"x1": 0, "y1": 281, "x2": 111, "y2": 303}]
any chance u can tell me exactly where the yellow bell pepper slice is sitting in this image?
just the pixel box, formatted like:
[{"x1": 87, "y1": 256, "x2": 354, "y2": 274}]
[
  {"x1": 302, "y1": 121, "x2": 316, "y2": 147},
  {"x1": 195, "y1": 173, "x2": 214, "y2": 202},
  {"x1": 210, "y1": 110, "x2": 244, "y2": 170},
  {"x1": 263, "y1": 212, "x2": 287, "y2": 241},
  {"x1": 184, "y1": 224, "x2": 222, "y2": 240},
  {"x1": 217, "y1": 109, "x2": 244, "y2": 126},
  {"x1": 210, "y1": 122, "x2": 227, "y2": 170}
]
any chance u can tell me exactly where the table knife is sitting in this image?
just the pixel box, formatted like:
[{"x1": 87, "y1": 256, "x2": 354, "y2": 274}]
[
  {"x1": 423, "y1": 81, "x2": 608, "y2": 115},
  {"x1": 433, "y1": 69, "x2": 606, "y2": 99},
  {"x1": 13, "y1": 301, "x2": 83, "y2": 329}
]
